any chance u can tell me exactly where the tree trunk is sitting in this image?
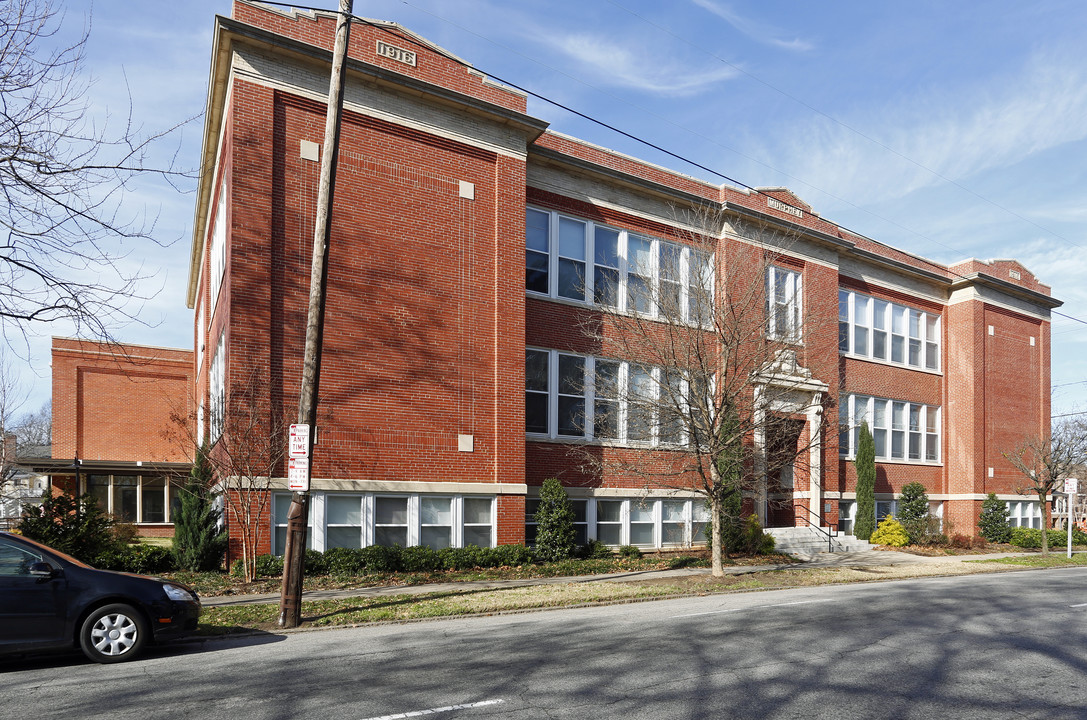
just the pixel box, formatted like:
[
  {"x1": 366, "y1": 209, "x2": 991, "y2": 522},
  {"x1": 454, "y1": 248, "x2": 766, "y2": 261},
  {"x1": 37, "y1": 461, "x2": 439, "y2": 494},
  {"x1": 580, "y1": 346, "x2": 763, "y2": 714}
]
[
  {"x1": 710, "y1": 496, "x2": 724, "y2": 577},
  {"x1": 1039, "y1": 489, "x2": 1050, "y2": 556}
]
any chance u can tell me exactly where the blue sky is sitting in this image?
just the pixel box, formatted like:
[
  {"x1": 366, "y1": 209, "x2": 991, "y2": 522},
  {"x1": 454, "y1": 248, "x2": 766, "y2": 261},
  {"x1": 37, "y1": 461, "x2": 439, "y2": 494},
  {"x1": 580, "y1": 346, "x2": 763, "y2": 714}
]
[{"x1": 16, "y1": 0, "x2": 1086, "y2": 422}]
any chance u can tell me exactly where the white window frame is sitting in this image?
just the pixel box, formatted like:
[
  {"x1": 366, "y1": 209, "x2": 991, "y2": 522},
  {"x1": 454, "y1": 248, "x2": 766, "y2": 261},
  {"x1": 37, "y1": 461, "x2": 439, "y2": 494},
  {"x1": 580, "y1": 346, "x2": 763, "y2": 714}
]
[
  {"x1": 84, "y1": 474, "x2": 177, "y2": 525},
  {"x1": 525, "y1": 207, "x2": 713, "y2": 326},
  {"x1": 839, "y1": 394, "x2": 941, "y2": 463},
  {"x1": 273, "y1": 493, "x2": 498, "y2": 554},
  {"x1": 766, "y1": 265, "x2": 802, "y2": 342},
  {"x1": 1007, "y1": 500, "x2": 1042, "y2": 529},
  {"x1": 209, "y1": 333, "x2": 226, "y2": 441},
  {"x1": 839, "y1": 289, "x2": 941, "y2": 371},
  {"x1": 208, "y1": 184, "x2": 227, "y2": 316},
  {"x1": 525, "y1": 348, "x2": 694, "y2": 447}
]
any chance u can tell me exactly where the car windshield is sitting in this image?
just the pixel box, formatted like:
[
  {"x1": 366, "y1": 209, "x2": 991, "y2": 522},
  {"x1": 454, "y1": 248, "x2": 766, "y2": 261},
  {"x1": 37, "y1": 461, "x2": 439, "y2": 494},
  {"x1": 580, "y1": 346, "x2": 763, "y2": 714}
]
[{"x1": 2, "y1": 533, "x2": 92, "y2": 569}]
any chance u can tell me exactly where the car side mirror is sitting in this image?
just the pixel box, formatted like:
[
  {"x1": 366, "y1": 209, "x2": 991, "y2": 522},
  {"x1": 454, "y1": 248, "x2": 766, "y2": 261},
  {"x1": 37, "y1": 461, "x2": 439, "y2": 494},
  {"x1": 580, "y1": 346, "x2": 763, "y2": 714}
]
[{"x1": 29, "y1": 562, "x2": 59, "y2": 578}]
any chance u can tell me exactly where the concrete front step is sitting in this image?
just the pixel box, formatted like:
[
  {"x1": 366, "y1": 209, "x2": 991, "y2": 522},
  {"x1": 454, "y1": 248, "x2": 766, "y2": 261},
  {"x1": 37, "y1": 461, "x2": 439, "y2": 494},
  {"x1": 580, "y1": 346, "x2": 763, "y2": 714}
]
[{"x1": 767, "y1": 526, "x2": 873, "y2": 554}]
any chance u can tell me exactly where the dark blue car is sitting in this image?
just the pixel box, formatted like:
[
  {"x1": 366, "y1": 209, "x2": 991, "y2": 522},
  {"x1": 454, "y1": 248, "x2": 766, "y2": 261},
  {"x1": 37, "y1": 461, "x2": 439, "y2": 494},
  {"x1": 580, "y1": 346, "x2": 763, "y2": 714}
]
[{"x1": 0, "y1": 531, "x2": 201, "y2": 663}]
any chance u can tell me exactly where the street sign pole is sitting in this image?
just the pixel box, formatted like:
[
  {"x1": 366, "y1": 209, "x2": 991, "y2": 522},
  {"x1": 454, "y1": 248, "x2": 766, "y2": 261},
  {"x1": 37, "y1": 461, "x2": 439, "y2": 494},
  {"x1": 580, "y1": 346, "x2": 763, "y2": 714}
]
[
  {"x1": 1065, "y1": 478, "x2": 1078, "y2": 559},
  {"x1": 278, "y1": 0, "x2": 353, "y2": 629}
]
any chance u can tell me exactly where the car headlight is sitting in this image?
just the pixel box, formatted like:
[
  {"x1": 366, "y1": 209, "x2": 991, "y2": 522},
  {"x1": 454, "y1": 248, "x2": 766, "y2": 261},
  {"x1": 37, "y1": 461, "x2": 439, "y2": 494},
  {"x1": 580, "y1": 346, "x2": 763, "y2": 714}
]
[{"x1": 162, "y1": 583, "x2": 196, "y2": 602}]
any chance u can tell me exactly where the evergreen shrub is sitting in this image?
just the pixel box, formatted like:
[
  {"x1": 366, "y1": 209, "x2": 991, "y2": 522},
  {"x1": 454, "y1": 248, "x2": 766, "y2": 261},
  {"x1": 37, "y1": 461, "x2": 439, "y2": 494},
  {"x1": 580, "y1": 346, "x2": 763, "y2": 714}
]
[
  {"x1": 854, "y1": 422, "x2": 877, "y2": 541},
  {"x1": 870, "y1": 516, "x2": 910, "y2": 547},
  {"x1": 18, "y1": 490, "x2": 118, "y2": 564},
  {"x1": 617, "y1": 544, "x2": 642, "y2": 559},
  {"x1": 533, "y1": 478, "x2": 576, "y2": 562},
  {"x1": 978, "y1": 493, "x2": 1012, "y2": 543}
]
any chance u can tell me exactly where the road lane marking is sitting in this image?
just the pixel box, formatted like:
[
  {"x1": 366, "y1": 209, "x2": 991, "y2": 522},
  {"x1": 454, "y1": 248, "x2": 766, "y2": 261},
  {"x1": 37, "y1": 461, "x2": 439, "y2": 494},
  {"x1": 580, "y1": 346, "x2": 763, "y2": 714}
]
[
  {"x1": 1069, "y1": 602, "x2": 1087, "y2": 607},
  {"x1": 361, "y1": 699, "x2": 504, "y2": 720},
  {"x1": 672, "y1": 598, "x2": 831, "y2": 619}
]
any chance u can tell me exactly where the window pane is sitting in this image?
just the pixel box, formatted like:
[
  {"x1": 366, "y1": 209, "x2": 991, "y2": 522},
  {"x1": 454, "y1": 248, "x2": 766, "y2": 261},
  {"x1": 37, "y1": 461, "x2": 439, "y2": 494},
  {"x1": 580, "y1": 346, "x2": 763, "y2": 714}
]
[
  {"x1": 926, "y1": 342, "x2": 938, "y2": 370},
  {"x1": 558, "y1": 258, "x2": 585, "y2": 300},
  {"x1": 597, "y1": 525, "x2": 621, "y2": 545},
  {"x1": 463, "y1": 498, "x2": 492, "y2": 524},
  {"x1": 838, "y1": 290, "x2": 849, "y2": 322},
  {"x1": 594, "y1": 399, "x2": 618, "y2": 439},
  {"x1": 662, "y1": 501, "x2": 685, "y2": 522},
  {"x1": 873, "y1": 429, "x2": 887, "y2": 457},
  {"x1": 558, "y1": 217, "x2": 586, "y2": 260},
  {"x1": 374, "y1": 527, "x2": 407, "y2": 547},
  {"x1": 628, "y1": 235, "x2": 652, "y2": 275},
  {"x1": 375, "y1": 497, "x2": 407, "y2": 525},
  {"x1": 926, "y1": 434, "x2": 938, "y2": 462},
  {"x1": 526, "y1": 251, "x2": 548, "y2": 294},
  {"x1": 594, "y1": 267, "x2": 619, "y2": 307},
  {"x1": 115, "y1": 476, "x2": 138, "y2": 523},
  {"x1": 421, "y1": 526, "x2": 451, "y2": 550},
  {"x1": 630, "y1": 523, "x2": 654, "y2": 545},
  {"x1": 525, "y1": 350, "x2": 548, "y2": 391},
  {"x1": 526, "y1": 209, "x2": 549, "y2": 252},
  {"x1": 526, "y1": 394, "x2": 548, "y2": 434},
  {"x1": 328, "y1": 495, "x2": 362, "y2": 525},
  {"x1": 873, "y1": 300, "x2": 888, "y2": 330},
  {"x1": 891, "y1": 334, "x2": 905, "y2": 363},
  {"x1": 327, "y1": 526, "x2": 362, "y2": 550},
  {"x1": 597, "y1": 500, "x2": 622, "y2": 523},
  {"x1": 595, "y1": 227, "x2": 619, "y2": 267},
  {"x1": 87, "y1": 475, "x2": 110, "y2": 513},
  {"x1": 558, "y1": 355, "x2": 584, "y2": 394},
  {"x1": 627, "y1": 274, "x2": 651, "y2": 314},
  {"x1": 421, "y1": 497, "x2": 451, "y2": 525},
  {"x1": 274, "y1": 493, "x2": 291, "y2": 525},
  {"x1": 141, "y1": 476, "x2": 166, "y2": 523},
  {"x1": 926, "y1": 407, "x2": 939, "y2": 433},
  {"x1": 630, "y1": 503, "x2": 653, "y2": 523},
  {"x1": 662, "y1": 523, "x2": 685, "y2": 545},
  {"x1": 463, "y1": 526, "x2": 492, "y2": 548},
  {"x1": 571, "y1": 500, "x2": 587, "y2": 524},
  {"x1": 558, "y1": 397, "x2": 585, "y2": 436}
]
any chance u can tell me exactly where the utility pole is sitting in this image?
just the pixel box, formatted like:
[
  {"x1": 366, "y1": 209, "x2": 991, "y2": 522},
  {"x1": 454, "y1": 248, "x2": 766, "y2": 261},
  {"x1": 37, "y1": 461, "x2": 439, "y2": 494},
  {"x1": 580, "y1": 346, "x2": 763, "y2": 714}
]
[{"x1": 278, "y1": 0, "x2": 353, "y2": 629}]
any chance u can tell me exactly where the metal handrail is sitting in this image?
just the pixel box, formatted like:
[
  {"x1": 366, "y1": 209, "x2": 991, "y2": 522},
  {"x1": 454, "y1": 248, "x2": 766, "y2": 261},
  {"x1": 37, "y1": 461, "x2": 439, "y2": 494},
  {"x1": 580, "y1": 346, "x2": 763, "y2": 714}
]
[{"x1": 795, "y1": 503, "x2": 838, "y2": 553}]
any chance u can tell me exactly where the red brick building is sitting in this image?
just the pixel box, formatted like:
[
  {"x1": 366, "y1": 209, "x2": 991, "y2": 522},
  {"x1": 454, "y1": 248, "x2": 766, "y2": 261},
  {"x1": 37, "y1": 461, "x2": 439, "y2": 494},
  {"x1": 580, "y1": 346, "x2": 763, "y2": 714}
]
[
  {"x1": 44, "y1": 338, "x2": 194, "y2": 537},
  {"x1": 175, "y1": 2, "x2": 1059, "y2": 556}
]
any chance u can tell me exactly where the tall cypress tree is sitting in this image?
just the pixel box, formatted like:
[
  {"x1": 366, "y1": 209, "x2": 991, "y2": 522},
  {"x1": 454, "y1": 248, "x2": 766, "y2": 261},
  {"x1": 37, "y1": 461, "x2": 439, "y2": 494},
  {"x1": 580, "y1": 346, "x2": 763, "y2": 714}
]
[
  {"x1": 854, "y1": 421, "x2": 877, "y2": 541},
  {"x1": 716, "y1": 405, "x2": 745, "y2": 555},
  {"x1": 172, "y1": 442, "x2": 227, "y2": 571}
]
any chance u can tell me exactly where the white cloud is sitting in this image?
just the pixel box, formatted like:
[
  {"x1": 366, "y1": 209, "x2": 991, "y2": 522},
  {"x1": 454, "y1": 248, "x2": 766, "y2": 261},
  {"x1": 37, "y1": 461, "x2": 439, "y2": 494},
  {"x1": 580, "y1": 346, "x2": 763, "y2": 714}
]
[
  {"x1": 777, "y1": 49, "x2": 1087, "y2": 208},
  {"x1": 690, "y1": 0, "x2": 813, "y2": 52},
  {"x1": 546, "y1": 32, "x2": 739, "y2": 96}
]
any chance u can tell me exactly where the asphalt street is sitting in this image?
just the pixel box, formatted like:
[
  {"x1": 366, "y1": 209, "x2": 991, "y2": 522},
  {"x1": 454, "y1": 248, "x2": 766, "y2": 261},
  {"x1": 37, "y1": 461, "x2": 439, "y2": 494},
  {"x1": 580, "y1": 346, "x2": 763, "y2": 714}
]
[{"x1": 3, "y1": 567, "x2": 1087, "y2": 719}]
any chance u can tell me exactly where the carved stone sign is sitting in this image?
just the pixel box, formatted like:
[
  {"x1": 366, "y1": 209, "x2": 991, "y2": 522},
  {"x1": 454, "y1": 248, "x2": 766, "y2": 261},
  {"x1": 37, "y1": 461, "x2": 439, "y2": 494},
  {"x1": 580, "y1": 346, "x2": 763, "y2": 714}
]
[
  {"x1": 376, "y1": 40, "x2": 417, "y2": 67},
  {"x1": 767, "y1": 197, "x2": 803, "y2": 218}
]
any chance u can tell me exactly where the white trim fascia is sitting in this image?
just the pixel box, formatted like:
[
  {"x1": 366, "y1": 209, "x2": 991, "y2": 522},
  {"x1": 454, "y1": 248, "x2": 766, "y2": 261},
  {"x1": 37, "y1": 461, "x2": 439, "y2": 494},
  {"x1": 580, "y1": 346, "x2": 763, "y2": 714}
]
[
  {"x1": 947, "y1": 285, "x2": 1053, "y2": 322},
  {"x1": 263, "y1": 478, "x2": 528, "y2": 494}
]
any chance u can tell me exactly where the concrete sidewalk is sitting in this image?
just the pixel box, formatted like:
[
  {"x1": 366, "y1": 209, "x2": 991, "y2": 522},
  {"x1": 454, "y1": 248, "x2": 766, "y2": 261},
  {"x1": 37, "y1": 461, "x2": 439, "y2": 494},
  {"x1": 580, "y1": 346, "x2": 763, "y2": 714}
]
[{"x1": 201, "y1": 549, "x2": 1038, "y2": 608}]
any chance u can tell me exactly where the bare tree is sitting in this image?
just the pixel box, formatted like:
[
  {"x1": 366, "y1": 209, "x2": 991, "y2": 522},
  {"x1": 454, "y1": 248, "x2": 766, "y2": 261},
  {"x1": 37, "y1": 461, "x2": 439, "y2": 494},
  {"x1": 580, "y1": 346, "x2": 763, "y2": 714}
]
[
  {"x1": 0, "y1": 0, "x2": 191, "y2": 347},
  {"x1": 169, "y1": 369, "x2": 291, "y2": 582},
  {"x1": 1004, "y1": 419, "x2": 1087, "y2": 554},
  {"x1": 566, "y1": 204, "x2": 834, "y2": 576},
  {"x1": 0, "y1": 351, "x2": 34, "y2": 525}
]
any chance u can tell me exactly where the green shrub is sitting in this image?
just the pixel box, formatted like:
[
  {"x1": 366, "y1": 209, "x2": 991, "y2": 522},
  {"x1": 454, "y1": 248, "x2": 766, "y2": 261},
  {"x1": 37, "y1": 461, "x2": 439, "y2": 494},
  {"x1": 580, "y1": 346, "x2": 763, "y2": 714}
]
[
  {"x1": 480, "y1": 544, "x2": 534, "y2": 567},
  {"x1": 741, "y1": 515, "x2": 776, "y2": 555},
  {"x1": 18, "y1": 490, "x2": 119, "y2": 564},
  {"x1": 324, "y1": 547, "x2": 367, "y2": 575},
  {"x1": 254, "y1": 553, "x2": 284, "y2": 577},
  {"x1": 576, "y1": 539, "x2": 613, "y2": 559},
  {"x1": 870, "y1": 516, "x2": 910, "y2": 547},
  {"x1": 897, "y1": 482, "x2": 931, "y2": 544},
  {"x1": 93, "y1": 544, "x2": 176, "y2": 574},
  {"x1": 304, "y1": 549, "x2": 328, "y2": 575},
  {"x1": 172, "y1": 444, "x2": 228, "y2": 571},
  {"x1": 617, "y1": 544, "x2": 642, "y2": 559},
  {"x1": 978, "y1": 493, "x2": 1011, "y2": 543},
  {"x1": 1009, "y1": 527, "x2": 1087, "y2": 549},
  {"x1": 400, "y1": 545, "x2": 442, "y2": 572},
  {"x1": 533, "y1": 479, "x2": 576, "y2": 562},
  {"x1": 359, "y1": 544, "x2": 401, "y2": 572},
  {"x1": 854, "y1": 422, "x2": 877, "y2": 541}
]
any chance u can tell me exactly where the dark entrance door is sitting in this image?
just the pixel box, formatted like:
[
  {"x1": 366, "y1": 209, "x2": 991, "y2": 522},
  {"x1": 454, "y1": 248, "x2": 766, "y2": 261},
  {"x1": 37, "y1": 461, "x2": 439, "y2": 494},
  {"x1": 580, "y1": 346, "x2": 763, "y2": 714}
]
[{"x1": 765, "y1": 417, "x2": 805, "y2": 527}]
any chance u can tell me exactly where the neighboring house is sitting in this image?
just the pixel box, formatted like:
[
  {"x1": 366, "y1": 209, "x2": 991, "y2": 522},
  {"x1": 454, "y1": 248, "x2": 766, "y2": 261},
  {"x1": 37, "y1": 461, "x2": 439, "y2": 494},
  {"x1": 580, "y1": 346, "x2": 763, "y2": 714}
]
[{"x1": 32, "y1": 338, "x2": 194, "y2": 537}]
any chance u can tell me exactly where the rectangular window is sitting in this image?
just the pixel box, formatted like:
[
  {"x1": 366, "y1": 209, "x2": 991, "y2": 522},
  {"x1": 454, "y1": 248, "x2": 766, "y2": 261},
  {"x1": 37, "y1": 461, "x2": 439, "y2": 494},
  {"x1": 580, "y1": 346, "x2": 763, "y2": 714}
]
[
  {"x1": 594, "y1": 226, "x2": 620, "y2": 307},
  {"x1": 662, "y1": 500, "x2": 686, "y2": 545},
  {"x1": 85, "y1": 475, "x2": 177, "y2": 525},
  {"x1": 627, "y1": 364, "x2": 656, "y2": 443},
  {"x1": 557, "y1": 217, "x2": 587, "y2": 301},
  {"x1": 629, "y1": 502, "x2": 655, "y2": 545},
  {"x1": 593, "y1": 360, "x2": 620, "y2": 440},
  {"x1": 525, "y1": 208, "x2": 550, "y2": 294},
  {"x1": 526, "y1": 207, "x2": 713, "y2": 325},
  {"x1": 208, "y1": 185, "x2": 227, "y2": 314},
  {"x1": 597, "y1": 500, "x2": 623, "y2": 545},
  {"x1": 556, "y1": 354, "x2": 586, "y2": 437},
  {"x1": 525, "y1": 350, "x2": 549, "y2": 434},
  {"x1": 209, "y1": 333, "x2": 226, "y2": 440},
  {"x1": 839, "y1": 501, "x2": 856, "y2": 536},
  {"x1": 838, "y1": 289, "x2": 940, "y2": 371},
  {"x1": 327, "y1": 495, "x2": 364, "y2": 549},
  {"x1": 273, "y1": 493, "x2": 313, "y2": 555},
  {"x1": 840, "y1": 394, "x2": 940, "y2": 464},
  {"x1": 374, "y1": 496, "x2": 408, "y2": 547},
  {"x1": 462, "y1": 497, "x2": 493, "y2": 547},
  {"x1": 420, "y1": 497, "x2": 452, "y2": 549},
  {"x1": 767, "y1": 266, "x2": 802, "y2": 341}
]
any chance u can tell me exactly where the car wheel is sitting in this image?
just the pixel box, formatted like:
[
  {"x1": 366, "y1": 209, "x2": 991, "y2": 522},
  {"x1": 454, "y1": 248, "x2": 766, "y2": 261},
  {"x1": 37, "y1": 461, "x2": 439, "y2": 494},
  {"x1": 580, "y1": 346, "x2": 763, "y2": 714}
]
[{"x1": 79, "y1": 604, "x2": 149, "y2": 663}]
